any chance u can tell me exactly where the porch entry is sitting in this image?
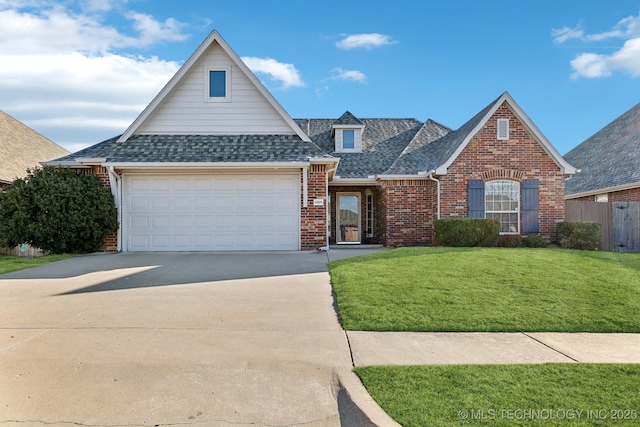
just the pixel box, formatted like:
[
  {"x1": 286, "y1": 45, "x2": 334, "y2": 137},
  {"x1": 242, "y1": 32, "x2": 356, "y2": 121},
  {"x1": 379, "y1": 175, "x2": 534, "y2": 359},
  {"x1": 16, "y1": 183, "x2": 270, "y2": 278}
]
[{"x1": 337, "y1": 193, "x2": 360, "y2": 243}]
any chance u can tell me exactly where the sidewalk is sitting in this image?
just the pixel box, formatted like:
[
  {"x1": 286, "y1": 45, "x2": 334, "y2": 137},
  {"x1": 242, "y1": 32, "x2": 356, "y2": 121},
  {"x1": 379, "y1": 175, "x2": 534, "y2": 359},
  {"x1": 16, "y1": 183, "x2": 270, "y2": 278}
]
[{"x1": 347, "y1": 331, "x2": 640, "y2": 366}]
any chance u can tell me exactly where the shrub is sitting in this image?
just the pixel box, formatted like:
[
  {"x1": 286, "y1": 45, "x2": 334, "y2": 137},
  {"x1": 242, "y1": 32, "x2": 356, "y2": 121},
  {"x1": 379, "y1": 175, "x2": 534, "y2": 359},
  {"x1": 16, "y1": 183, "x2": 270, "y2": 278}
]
[
  {"x1": 522, "y1": 234, "x2": 548, "y2": 248},
  {"x1": 0, "y1": 166, "x2": 118, "y2": 254},
  {"x1": 494, "y1": 235, "x2": 523, "y2": 248},
  {"x1": 434, "y1": 218, "x2": 500, "y2": 247},
  {"x1": 557, "y1": 221, "x2": 601, "y2": 251}
]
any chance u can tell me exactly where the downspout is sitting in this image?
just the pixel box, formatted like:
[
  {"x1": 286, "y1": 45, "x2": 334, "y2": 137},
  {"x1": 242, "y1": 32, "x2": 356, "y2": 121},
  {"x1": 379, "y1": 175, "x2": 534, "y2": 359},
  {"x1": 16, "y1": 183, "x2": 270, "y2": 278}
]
[
  {"x1": 427, "y1": 171, "x2": 440, "y2": 219},
  {"x1": 107, "y1": 166, "x2": 122, "y2": 252}
]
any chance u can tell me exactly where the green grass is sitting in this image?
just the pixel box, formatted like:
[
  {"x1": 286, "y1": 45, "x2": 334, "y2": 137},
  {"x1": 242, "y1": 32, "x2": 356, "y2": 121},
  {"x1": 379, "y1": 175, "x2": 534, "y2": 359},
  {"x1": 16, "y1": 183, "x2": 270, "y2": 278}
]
[
  {"x1": 0, "y1": 254, "x2": 71, "y2": 275},
  {"x1": 330, "y1": 247, "x2": 640, "y2": 332},
  {"x1": 355, "y1": 364, "x2": 640, "y2": 426}
]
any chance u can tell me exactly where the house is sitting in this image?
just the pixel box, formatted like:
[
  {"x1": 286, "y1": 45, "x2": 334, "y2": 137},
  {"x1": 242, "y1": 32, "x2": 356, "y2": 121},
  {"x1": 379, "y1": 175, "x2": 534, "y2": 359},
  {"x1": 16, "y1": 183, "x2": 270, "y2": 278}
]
[
  {"x1": 564, "y1": 102, "x2": 640, "y2": 202},
  {"x1": 48, "y1": 30, "x2": 576, "y2": 252},
  {"x1": 0, "y1": 110, "x2": 70, "y2": 189}
]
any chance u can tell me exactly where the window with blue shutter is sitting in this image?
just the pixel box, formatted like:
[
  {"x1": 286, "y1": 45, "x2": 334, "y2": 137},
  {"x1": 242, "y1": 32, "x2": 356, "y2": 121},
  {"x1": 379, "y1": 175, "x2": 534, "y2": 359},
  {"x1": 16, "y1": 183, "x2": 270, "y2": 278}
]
[
  {"x1": 522, "y1": 179, "x2": 539, "y2": 233},
  {"x1": 468, "y1": 180, "x2": 485, "y2": 218}
]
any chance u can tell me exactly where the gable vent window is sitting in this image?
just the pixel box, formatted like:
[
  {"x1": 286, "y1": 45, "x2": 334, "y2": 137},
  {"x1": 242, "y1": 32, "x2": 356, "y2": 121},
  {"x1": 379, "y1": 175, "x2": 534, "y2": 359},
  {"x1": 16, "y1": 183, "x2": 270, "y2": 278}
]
[
  {"x1": 497, "y1": 119, "x2": 509, "y2": 140},
  {"x1": 205, "y1": 67, "x2": 231, "y2": 102}
]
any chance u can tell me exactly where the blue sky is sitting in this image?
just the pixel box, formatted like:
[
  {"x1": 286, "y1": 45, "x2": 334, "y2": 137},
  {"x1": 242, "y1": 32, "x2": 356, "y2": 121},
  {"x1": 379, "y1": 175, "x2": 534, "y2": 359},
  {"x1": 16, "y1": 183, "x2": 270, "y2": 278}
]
[{"x1": 1, "y1": 0, "x2": 639, "y2": 155}]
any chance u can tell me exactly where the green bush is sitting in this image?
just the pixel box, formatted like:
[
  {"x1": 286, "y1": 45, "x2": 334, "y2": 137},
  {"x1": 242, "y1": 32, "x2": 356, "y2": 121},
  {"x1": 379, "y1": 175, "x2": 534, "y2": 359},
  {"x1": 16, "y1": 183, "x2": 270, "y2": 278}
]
[
  {"x1": 434, "y1": 218, "x2": 500, "y2": 247},
  {"x1": 0, "y1": 166, "x2": 118, "y2": 254},
  {"x1": 494, "y1": 235, "x2": 523, "y2": 248},
  {"x1": 522, "y1": 234, "x2": 548, "y2": 248},
  {"x1": 557, "y1": 221, "x2": 601, "y2": 251}
]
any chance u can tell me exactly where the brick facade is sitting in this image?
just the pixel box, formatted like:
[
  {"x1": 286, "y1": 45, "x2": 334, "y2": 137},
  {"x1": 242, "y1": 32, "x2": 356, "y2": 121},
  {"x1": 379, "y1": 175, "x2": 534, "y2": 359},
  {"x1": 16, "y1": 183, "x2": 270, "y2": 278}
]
[
  {"x1": 300, "y1": 164, "x2": 329, "y2": 250},
  {"x1": 379, "y1": 179, "x2": 436, "y2": 247},
  {"x1": 87, "y1": 166, "x2": 118, "y2": 252},
  {"x1": 439, "y1": 102, "x2": 567, "y2": 242}
]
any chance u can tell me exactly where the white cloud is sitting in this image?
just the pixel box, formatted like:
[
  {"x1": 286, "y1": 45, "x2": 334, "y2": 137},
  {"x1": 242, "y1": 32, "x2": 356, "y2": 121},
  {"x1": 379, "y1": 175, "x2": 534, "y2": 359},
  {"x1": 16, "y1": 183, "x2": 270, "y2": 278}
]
[
  {"x1": 0, "y1": 2, "x2": 185, "y2": 150},
  {"x1": 329, "y1": 68, "x2": 367, "y2": 83},
  {"x1": 336, "y1": 33, "x2": 397, "y2": 50},
  {"x1": 551, "y1": 26, "x2": 584, "y2": 44},
  {"x1": 241, "y1": 56, "x2": 305, "y2": 90},
  {"x1": 554, "y1": 14, "x2": 640, "y2": 79}
]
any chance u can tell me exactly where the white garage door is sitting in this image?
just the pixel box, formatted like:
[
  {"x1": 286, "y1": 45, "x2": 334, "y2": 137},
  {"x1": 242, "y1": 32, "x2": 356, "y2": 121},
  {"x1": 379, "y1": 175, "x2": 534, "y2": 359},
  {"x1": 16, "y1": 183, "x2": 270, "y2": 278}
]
[{"x1": 123, "y1": 173, "x2": 300, "y2": 251}]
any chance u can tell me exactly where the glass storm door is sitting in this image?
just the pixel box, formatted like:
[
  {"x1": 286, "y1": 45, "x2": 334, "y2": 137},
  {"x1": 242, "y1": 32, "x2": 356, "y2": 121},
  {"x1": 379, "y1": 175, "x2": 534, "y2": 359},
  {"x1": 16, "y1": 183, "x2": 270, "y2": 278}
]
[{"x1": 337, "y1": 194, "x2": 360, "y2": 243}]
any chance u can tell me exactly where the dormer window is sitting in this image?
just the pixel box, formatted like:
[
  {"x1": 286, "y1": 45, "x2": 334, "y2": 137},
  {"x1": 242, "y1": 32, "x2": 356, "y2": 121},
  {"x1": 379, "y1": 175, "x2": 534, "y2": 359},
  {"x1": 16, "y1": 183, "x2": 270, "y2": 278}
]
[
  {"x1": 332, "y1": 111, "x2": 365, "y2": 153},
  {"x1": 343, "y1": 130, "x2": 355, "y2": 149},
  {"x1": 205, "y1": 66, "x2": 231, "y2": 102}
]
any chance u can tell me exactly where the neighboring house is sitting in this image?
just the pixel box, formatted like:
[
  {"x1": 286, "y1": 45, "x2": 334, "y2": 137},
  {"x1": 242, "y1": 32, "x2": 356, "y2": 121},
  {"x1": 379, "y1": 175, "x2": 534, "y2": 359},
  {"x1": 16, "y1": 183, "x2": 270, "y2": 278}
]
[
  {"x1": 564, "y1": 102, "x2": 640, "y2": 202},
  {"x1": 0, "y1": 110, "x2": 70, "y2": 189},
  {"x1": 48, "y1": 30, "x2": 576, "y2": 252}
]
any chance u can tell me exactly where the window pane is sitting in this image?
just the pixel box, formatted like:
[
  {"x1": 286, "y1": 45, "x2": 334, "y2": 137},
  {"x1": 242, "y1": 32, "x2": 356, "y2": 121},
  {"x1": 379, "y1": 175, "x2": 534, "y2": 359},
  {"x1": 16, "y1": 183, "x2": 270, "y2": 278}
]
[
  {"x1": 209, "y1": 70, "x2": 226, "y2": 97},
  {"x1": 485, "y1": 181, "x2": 519, "y2": 234},
  {"x1": 343, "y1": 130, "x2": 355, "y2": 149}
]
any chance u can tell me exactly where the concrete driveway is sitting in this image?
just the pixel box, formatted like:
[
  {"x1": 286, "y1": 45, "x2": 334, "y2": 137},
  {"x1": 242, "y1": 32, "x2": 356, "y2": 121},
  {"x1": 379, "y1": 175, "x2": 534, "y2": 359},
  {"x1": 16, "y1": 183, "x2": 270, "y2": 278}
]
[{"x1": 0, "y1": 252, "x2": 357, "y2": 426}]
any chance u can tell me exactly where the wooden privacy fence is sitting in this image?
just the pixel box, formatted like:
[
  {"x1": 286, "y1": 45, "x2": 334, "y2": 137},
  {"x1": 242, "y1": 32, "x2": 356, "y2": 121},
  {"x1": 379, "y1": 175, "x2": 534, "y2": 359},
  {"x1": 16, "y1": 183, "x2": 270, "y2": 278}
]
[{"x1": 565, "y1": 200, "x2": 640, "y2": 252}]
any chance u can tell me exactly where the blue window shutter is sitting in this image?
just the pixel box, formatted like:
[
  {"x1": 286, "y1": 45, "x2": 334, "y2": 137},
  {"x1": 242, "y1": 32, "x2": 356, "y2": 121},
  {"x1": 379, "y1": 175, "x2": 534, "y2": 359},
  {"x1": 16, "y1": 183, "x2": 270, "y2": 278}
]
[
  {"x1": 522, "y1": 179, "x2": 539, "y2": 233},
  {"x1": 468, "y1": 180, "x2": 485, "y2": 218}
]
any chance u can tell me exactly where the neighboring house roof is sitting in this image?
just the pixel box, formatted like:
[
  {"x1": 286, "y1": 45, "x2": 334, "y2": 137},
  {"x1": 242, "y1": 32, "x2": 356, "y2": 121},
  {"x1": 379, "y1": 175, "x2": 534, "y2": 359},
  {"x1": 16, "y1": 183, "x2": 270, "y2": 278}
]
[
  {"x1": 0, "y1": 110, "x2": 69, "y2": 185},
  {"x1": 564, "y1": 102, "x2": 640, "y2": 197}
]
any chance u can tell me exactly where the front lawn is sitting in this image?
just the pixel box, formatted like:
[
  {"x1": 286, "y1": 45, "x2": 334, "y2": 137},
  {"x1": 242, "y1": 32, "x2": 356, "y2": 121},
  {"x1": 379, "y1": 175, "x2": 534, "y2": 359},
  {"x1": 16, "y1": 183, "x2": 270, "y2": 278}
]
[
  {"x1": 355, "y1": 364, "x2": 640, "y2": 427},
  {"x1": 0, "y1": 254, "x2": 71, "y2": 275},
  {"x1": 330, "y1": 247, "x2": 640, "y2": 332}
]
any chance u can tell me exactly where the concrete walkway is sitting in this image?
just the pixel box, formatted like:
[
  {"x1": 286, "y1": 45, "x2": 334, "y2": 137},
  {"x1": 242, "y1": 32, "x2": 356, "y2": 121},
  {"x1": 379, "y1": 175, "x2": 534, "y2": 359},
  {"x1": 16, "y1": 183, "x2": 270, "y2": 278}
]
[{"x1": 347, "y1": 331, "x2": 640, "y2": 366}]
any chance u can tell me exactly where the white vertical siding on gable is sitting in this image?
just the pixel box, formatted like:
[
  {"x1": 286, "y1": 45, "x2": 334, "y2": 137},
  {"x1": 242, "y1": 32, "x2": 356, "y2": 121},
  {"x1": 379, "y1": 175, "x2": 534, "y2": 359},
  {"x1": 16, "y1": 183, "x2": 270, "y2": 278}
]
[{"x1": 137, "y1": 43, "x2": 294, "y2": 135}]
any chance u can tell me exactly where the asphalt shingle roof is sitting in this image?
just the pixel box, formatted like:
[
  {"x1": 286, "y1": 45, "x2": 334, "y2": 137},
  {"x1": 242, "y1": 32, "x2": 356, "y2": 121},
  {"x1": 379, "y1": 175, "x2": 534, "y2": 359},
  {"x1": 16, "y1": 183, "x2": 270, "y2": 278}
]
[
  {"x1": 52, "y1": 134, "x2": 332, "y2": 164},
  {"x1": 0, "y1": 110, "x2": 69, "y2": 183},
  {"x1": 564, "y1": 102, "x2": 640, "y2": 195},
  {"x1": 294, "y1": 117, "x2": 423, "y2": 177}
]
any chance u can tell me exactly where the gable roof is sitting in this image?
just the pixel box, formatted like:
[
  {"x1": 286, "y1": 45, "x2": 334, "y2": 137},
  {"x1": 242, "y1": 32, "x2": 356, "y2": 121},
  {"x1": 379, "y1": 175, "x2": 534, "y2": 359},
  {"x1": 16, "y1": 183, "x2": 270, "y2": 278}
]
[
  {"x1": 431, "y1": 92, "x2": 576, "y2": 176},
  {"x1": 119, "y1": 29, "x2": 310, "y2": 143},
  {"x1": 333, "y1": 111, "x2": 364, "y2": 126},
  {"x1": 564, "y1": 102, "x2": 640, "y2": 197},
  {"x1": 0, "y1": 110, "x2": 69, "y2": 184}
]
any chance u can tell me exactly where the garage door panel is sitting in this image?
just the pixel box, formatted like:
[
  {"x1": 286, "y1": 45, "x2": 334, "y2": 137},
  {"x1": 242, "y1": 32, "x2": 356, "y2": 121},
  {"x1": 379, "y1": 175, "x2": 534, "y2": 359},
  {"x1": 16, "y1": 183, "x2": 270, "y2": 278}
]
[{"x1": 124, "y1": 174, "x2": 300, "y2": 251}]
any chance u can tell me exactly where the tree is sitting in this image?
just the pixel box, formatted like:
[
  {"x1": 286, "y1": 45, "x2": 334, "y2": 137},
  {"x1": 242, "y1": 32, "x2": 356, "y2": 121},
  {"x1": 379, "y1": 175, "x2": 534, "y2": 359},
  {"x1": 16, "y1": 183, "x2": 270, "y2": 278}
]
[{"x1": 0, "y1": 166, "x2": 118, "y2": 253}]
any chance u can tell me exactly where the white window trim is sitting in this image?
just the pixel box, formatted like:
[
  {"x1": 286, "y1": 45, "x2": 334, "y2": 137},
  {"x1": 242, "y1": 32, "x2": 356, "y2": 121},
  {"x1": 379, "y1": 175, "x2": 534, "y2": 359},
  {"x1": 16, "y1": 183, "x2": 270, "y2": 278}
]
[
  {"x1": 333, "y1": 125, "x2": 364, "y2": 152},
  {"x1": 204, "y1": 66, "x2": 231, "y2": 103},
  {"x1": 497, "y1": 119, "x2": 509, "y2": 140},
  {"x1": 365, "y1": 190, "x2": 374, "y2": 238},
  {"x1": 485, "y1": 180, "x2": 520, "y2": 234}
]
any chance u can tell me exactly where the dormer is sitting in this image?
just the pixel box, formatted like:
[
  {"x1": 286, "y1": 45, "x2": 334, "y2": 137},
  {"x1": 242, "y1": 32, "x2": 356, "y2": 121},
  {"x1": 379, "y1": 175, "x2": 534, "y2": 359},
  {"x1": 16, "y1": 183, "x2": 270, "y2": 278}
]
[{"x1": 332, "y1": 111, "x2": 365, "y2": 152}]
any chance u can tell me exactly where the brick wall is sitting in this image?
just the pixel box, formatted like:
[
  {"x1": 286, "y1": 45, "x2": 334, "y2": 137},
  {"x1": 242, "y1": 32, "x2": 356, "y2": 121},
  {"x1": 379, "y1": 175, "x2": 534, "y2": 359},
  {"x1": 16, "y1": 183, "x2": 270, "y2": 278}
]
[
  {"x1": 379, "y1": 179, "x2": 436, "y2": 247},
  {"x1": 571, "y1": 187, "x2": 640, "y2": 203},
  {"x1": 439, "y1": 102, "x2": 567, "y2": 241},
  {"x1": 300, "y1": 164, "x2": 329, "y2": 250},
  {"x1": 87, "y1": 166, "x2": 118, "y2": 252}
]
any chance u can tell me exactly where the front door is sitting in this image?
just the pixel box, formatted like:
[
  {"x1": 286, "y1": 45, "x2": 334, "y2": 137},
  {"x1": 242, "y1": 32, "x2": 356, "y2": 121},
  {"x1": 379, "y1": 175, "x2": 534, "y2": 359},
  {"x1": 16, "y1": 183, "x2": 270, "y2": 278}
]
[{"x1": 337, "y1": 193, "x2": 360, "y2": 243}]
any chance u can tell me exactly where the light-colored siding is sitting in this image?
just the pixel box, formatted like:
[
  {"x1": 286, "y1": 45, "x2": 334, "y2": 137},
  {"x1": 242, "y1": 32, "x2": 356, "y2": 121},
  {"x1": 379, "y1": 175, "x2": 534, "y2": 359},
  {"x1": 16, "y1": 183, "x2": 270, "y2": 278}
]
[{"x1": 137, "y1": 42, "x2": 294, "y2": 135}]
